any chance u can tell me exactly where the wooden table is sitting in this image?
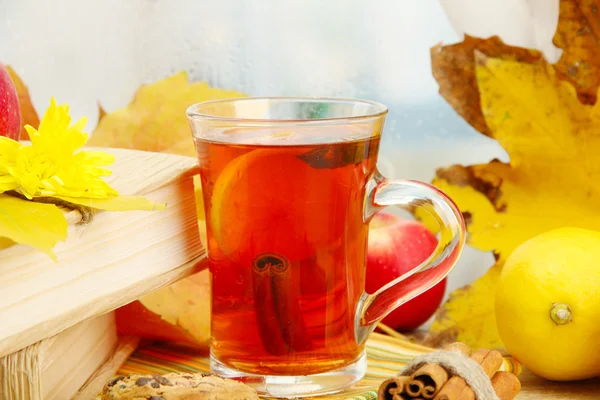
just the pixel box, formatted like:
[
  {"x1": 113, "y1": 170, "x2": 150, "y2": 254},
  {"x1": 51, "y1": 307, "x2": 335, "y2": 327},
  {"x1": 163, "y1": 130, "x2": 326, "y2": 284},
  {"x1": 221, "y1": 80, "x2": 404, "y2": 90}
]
[{"x1": 517, "y1": 369, "x2": 600, "y2": 399}]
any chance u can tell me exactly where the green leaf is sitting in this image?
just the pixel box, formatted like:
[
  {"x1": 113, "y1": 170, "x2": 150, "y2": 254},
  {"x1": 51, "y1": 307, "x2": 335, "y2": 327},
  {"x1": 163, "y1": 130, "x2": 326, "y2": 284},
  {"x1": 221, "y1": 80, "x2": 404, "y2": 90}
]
[{"x1": 0, "y1": 194, "x2": 68, "y2": 260}]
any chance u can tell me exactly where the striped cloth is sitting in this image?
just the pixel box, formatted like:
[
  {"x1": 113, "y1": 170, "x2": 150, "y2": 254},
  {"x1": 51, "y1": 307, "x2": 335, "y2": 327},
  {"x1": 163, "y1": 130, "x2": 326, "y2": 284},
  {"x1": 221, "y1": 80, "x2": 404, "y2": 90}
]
[{"x1": 116, "y1": 331, "x2": 521, "y2": 400}]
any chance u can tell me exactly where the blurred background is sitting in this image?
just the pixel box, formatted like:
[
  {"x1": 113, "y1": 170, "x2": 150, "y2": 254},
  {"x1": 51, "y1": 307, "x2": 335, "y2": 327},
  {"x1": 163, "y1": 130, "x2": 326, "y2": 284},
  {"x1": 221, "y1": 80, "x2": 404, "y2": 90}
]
[{"x1": 2, "y1": 0, "x2": 558, "y2": 299}]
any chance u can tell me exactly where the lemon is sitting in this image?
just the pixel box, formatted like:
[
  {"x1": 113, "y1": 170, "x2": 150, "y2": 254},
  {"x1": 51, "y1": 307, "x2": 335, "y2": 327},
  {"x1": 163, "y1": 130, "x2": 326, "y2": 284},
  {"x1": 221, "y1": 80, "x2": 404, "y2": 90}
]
[{"x1": 495, "y1": 227, "x2": 600, "y2": 381}]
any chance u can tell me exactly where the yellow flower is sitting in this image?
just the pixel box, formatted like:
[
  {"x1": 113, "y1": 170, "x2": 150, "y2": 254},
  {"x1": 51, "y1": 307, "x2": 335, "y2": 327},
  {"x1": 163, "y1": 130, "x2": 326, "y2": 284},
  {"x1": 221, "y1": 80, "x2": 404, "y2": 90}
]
[{"x1": 0, "y1": 98, "x2": 118, "y2": 199}]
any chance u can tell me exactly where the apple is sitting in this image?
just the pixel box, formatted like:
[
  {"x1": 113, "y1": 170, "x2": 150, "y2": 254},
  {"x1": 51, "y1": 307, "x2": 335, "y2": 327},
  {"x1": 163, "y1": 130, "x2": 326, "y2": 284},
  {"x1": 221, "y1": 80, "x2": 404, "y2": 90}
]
[
  {"x1": 0, "y1": 63, "x2": 21, "y2": 140},
  {"x1": 365, "y1": 211, "x2": 446, "y2": 331}
]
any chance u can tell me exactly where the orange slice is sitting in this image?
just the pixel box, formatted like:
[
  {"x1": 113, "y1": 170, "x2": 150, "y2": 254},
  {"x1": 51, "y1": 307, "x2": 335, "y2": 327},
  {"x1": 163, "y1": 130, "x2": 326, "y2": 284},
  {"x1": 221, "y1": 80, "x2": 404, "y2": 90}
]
[{"x1": 210, "y1": 148, "x2": 340, "y2": 266}]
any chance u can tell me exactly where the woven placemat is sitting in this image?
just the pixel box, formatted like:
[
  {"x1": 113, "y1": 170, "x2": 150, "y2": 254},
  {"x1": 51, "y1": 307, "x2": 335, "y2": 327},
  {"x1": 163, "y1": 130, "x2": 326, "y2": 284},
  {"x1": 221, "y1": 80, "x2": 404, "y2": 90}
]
[{"x1": 110, "y1": 332, "x2": 520, "y2": 400}]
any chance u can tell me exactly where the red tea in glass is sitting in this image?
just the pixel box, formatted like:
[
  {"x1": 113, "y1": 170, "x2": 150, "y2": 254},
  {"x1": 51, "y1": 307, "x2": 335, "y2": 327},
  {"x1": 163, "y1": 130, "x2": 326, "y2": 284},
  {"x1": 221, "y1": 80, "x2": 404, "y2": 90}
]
[{"x1": 188, "y1": 98, "x2": 465, "y2": 398}]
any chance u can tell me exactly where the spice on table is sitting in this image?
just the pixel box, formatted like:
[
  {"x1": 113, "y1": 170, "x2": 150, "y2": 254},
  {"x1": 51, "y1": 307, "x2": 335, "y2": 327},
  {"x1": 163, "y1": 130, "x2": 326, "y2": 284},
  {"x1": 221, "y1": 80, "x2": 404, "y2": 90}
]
[
  {"x1": 377, "y1": 342, "x2": 521, "y2": 400},
  {"x1": 490, "y1": 372, "x2": 521, "y2": 400},
  {"x1": 433, "y1": 376, "x2": 473, "y2": 400},
  {"x1": 406, "y1": 364, "x2": 449, "y2": 399},
  {"x1": 378, "y1": 376, "x2": 412, "y2": 400}
]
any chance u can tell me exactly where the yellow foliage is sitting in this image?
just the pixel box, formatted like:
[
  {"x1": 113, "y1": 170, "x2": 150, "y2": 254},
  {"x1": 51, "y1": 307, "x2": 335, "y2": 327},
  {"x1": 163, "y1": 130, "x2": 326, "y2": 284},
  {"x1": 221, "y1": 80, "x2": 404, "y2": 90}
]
[
  {"x1": 0, "y1": 98, "x2": 164, "y2": 258},
  {"x1": 429, "y1": 264, "x2": 503, "y2": 350},
  {"x1": 89, "y1": 72, "x2": 246, "y2": 157},
  {"x1": 56, "y1": 194, "x2": 165, "y2": 212},
  {"x1": 0, "y1": 194, "x2": 67, "y2": 260},
  {"x1": 440, "y1": 54, "x2": 600, "y2": 264},
  {"x1": 429, "y1": 51, "x2": 600, "y2": 348},
  {"x1": 138, "y1": 269, "x2": 211, "y2": 347}
]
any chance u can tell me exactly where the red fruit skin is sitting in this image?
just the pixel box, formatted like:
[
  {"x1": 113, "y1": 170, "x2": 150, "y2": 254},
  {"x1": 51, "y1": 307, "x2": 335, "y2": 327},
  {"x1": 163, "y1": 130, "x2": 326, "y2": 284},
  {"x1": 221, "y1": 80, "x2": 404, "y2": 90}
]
[
  {"x1": 365, "y1": 212, "x2": 446, "y2": 332},
  {"x1": 0, "y1": 63, "x2": 21, "y2": 141}
]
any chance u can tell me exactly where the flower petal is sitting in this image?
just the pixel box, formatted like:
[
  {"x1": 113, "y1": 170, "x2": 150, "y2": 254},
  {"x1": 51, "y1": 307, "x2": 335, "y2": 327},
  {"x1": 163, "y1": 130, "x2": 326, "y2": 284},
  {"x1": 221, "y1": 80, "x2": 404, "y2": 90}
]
[
  {"x1": 0, "y1": 193, "x2": 68, "y2": 260},
  {"x1": 56, "y1": 195, "x2": 166, "y2": 211}
]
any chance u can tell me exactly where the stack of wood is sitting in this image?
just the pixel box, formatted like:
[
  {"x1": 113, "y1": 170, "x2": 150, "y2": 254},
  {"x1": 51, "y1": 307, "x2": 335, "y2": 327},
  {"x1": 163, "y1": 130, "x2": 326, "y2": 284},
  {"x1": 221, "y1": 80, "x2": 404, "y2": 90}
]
[{"x1": 378, "y1": 342, "x2": 521, "y2": 400}]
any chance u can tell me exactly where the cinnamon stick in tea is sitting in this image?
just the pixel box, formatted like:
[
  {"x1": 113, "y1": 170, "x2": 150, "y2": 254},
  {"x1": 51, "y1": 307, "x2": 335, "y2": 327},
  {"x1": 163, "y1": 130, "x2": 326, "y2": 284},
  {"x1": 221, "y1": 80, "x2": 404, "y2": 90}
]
[
  {"x1": 252, "y1": 253, "x2": 312, "y2": 354},
  {"x1": 269, "y1": 256, "x2": 312, "y2": 352},
  {"x1": 491, "y1": 371, "x2": 521, "y2": 400},
  {"x1": 252, "y1": 256, "x2": 290, "y2": 355},
  {"x1": 408, "y1": 364, "x2": 449, "y2": 399},
  {"x1": 378, "y1": 376, "x2": 412, "y2": 400}
]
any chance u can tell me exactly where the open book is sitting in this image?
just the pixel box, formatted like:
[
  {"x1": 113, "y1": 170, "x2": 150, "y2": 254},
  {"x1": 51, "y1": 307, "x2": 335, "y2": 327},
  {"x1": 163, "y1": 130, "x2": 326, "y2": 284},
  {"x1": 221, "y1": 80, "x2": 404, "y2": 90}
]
[{"x1": 0, "y1": 148, "x2": 206, "y2": 358}]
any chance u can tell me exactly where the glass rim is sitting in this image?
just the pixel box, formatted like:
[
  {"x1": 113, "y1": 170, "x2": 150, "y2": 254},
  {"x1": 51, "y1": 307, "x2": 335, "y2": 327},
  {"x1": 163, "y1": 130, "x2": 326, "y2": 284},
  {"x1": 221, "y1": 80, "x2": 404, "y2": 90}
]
[{"x1": 186, "y1": 96, "x2": 388, "y2": 124}]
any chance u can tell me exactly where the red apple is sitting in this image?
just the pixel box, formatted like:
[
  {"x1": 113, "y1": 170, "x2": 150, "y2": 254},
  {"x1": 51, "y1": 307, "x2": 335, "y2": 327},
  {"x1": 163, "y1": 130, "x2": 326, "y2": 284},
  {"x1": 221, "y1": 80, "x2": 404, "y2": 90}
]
[
  {"x1": 0, "y1": 63, "x2": 21, "y2": 141},
  {"x1": 365, "y1": 211, "x2": 446, "y2": 331}
]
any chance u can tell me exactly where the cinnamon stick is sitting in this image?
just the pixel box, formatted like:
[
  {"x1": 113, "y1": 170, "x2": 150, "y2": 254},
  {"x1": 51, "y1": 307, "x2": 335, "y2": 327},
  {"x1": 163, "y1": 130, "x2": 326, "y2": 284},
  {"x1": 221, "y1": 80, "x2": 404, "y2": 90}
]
[
  {"x1": 440, "y1": 341, "x2": 476, "y2": 400},
  {"x1": 408, "y1": 363, "x2": 449, "y2": 399},
  {"x1": 436, "y1": 344, "x2": 505, "y2": 400},
  {"x1": 378, "y1": 376, "x2": 412, "y2": 400},
  {"x1": 433, "y1": 376, "x2": 469, "y2": 400},
  {"x1": 470, "y1": 349, "x2": 504, "y2": 378},
  {"x1": 444, "y1": 342, "x2": 472, "y2": 357},
  {"x1": 456, "y1": 386, "x2": 475, "y2": 400},
  {"x1": 406, "y1": 380, "x2": 425, "y2": 397},
  {"x1": 252, "y1": 256, "x2": 289, "y2": 355},
  {"x1": 270, "y1": 256, "x2": 312, "y2": 351},
  {"x1": 381, "y1": 343, "x2": 519, "y2": 400},
  {"x1": 491, "y1": 371, "x2": 521, "y2": 400},
  {"x1": 252, "y1": 253, "x2": 311, "y2": 354}
]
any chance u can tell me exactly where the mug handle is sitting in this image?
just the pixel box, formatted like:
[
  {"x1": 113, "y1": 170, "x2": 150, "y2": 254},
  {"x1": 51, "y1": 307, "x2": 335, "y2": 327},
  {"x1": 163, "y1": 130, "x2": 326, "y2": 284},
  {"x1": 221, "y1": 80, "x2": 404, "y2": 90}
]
[{"x1": 356, "y1": 172, "x2": 466, "y2": 344}]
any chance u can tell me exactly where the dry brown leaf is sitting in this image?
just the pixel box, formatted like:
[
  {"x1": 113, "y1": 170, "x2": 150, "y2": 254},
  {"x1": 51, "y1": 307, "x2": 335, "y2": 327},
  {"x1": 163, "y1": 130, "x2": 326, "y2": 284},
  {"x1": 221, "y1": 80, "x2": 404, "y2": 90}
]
[
  {"x1": 6, "y1": 66, "x2": 39, "y2": 141},
  {"x1": 553, "y1": 0, "x2": 600, "y2": 104},
  {"x1": 97, "y1": 101, "x2": 106, "y2": 125},
  {"x1": 431, "y1": 35, "x2": 542, "y2": 136}
]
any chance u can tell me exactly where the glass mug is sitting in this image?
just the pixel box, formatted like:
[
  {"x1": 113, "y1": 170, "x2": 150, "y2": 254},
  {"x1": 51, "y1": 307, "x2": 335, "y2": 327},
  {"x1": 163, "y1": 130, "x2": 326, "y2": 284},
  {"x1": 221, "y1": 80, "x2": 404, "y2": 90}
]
[{"x1": 187, "y1": 98, "x2": 465, "y2": 398}]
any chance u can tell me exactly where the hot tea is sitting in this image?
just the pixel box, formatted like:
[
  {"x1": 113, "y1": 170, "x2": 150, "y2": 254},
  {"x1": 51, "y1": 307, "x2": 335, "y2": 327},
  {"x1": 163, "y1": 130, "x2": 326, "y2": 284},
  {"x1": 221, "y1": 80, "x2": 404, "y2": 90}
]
[
  {"x1": 196, "y1": 133, "x2": 380, "y2": 376},
  {"x1": 189, "y1": 97, "x2": 465, "y2": 397}
]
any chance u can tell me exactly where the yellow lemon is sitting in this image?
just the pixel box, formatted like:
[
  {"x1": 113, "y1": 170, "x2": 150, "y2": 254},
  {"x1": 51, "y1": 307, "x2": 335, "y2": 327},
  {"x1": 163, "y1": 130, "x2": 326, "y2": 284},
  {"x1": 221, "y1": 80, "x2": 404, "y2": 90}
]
[{"x1": 495, "y1": 227, "x2": 600, "y2": 381}]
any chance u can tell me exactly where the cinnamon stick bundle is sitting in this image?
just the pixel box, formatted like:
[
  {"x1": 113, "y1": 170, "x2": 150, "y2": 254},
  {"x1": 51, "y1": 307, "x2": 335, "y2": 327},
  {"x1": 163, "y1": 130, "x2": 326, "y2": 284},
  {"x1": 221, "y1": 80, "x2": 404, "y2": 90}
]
[
  {"x1": 377, "y1": 342, "x2": 521, "y2": 400},
  {"x1": 407, "y1": 364, "x2": 449, "y2": 399},
  {"x1": 378, "y1": 376, "x2": 411, "y2": 400}
]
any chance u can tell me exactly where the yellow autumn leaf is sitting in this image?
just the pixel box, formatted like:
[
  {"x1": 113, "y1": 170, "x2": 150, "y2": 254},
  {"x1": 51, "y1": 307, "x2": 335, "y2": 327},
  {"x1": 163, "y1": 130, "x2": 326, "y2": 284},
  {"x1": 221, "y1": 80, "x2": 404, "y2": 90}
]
[
  {"x1": 447, "y1": 53, "x2": 600, "y2": 263},
  {"x1": 56, "y1": 195, "x2": 166, "y2": 212},
  {"x1": 89, "y1": 71, "x2": 246, "y2": 157},
  {"x1": 0, "y1": 194, "x2": 67, "y2": 260},
  {"x1": 428, "y1": 264, "x2": 502, "y2": 350},
  {"x1": 137, "y1": 269, "x2": 211, "y2": 345},
  {"x1": 428, "y1": 53, "x2": 600, "y2": 349}
]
